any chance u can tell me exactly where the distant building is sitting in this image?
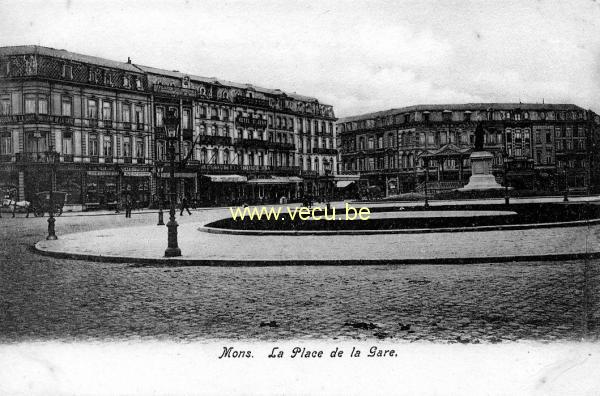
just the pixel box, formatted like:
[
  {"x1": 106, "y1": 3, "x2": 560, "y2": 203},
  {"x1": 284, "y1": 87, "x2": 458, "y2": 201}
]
[
  {"x1": 0, "y1": 45, "x2": 337, "y2": 209},
  {"x1": 337, "y1": 103, "x2": 600, "y2": 196}
]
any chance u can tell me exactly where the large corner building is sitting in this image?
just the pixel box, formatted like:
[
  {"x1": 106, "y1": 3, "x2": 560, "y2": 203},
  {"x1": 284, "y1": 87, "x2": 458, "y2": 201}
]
[
  {"x1": 0, "y1": 45, "x2": 337, "y2": 209},
  {"x1": 337, "y1": 104, "x2": 600, "y2": 196}
]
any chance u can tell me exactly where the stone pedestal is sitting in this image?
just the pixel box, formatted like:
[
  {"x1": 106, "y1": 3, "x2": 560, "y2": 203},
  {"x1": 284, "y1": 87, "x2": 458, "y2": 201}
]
[{"x1": 460, "y1": 151, "x2": 503, "y2": 191}]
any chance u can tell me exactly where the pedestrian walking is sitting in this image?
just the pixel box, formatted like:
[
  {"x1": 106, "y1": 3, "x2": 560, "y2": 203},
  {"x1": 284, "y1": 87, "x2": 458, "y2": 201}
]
[
  {"x1": 124, "y1": 193, "x2": 133, "y2": 218},
  {"x1": 179, "y1": 195, "x2": 192, "y2": 216}
]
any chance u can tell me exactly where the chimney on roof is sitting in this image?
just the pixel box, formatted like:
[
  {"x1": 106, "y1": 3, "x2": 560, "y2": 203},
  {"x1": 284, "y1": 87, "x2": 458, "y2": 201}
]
[{"x1": 127, "y1": 57, "x2": 131, "y2": 64}]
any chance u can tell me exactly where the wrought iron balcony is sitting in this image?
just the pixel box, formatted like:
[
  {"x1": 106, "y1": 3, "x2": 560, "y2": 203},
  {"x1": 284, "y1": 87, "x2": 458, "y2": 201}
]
[
  {"x1": 182, "y1": 129, "x2": 193, "y2": 140},
  {"x1": 88, "y1": 119, "x2": 99, "y2": 128},
  {"x1": 268, "y1": 141, "x2": 296, "y2": 151},
  {"x1": 236, "y1": 116, "x2": 267, "y2": 129},
  {"x1": 136, "y1": 157, "x2": 145, "y2": 164},
  {"x1": 63, "y1": 154, "x2": 74, "y2": 163},
  {"x1": 105, "y1": 156, "x2": 113, "y2": 163},
  {"x1": 90, "y1": 156, "x2": 99, "y2": 163},
  {"x1": 0, "y1": 114, "x2": 74, "y2": 125},
  {"x1": 0, "y1": 154, "x2": 12, "y2": 162},
  {"x1": 123, "y1": 122, "x2": 132, "y2": 130},
  {"x1": 312, "y1": 147, "x2": 338, "y2": 155},
  {"x1": 123, "y1": 157, "x2": 132, "y2": 164},
  {"x1": 234, "y1": 95, "x2": 271, "y2": 108},
  {"x1": 234, "y1": 138, "x2": 270, "y2": 149},
  {"x1": 103, "y1": 120, "x2": 113, "y2": 128},
  {"x1": 194, "y1": 163, "x2": 301, "y2": 176},
  {"x1": 15, "y1": 152, "x2": 60, "y2": 163},
  {"x1": 197, "y1": 134, "x2": 233, "y2": 146}
]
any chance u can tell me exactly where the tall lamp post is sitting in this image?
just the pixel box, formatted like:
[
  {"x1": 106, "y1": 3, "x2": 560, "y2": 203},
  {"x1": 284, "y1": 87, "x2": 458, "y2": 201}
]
[
  {"x1": 154, "y1": 160, "x2": 165, "y2": 226},
  {"x1": 503, "y1": 150, "x2": 510, "y2": 206},
  {"x1": 45, "y1": 145, "x2": 59, "y2": 240},
  {"x1": 324, "y1": 160, "x2": 332, "y2": 211},
  {"x1": 563, "y1": 160, "x2": 569, "y2": 202},
  {"x1": 423, "y1": 157, "x2": 430, "y2": 208},
  {"x1": 164, "y1": 110, "x2": 181, "y2": 257}
]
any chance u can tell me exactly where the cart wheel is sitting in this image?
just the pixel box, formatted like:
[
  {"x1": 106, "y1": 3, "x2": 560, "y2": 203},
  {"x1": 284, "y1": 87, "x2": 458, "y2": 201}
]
[
  {"x1": 56, "y1": 206, "x2": 63, "y2": 217},
  {"x1": 34, "y1": 207, "x2": 44, "y2": 217}
]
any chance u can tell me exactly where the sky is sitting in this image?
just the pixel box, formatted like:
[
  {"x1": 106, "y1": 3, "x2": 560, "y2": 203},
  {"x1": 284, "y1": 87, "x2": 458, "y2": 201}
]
[{"x1": 1, "y1": 0, "x2": 600, "y2": 118}]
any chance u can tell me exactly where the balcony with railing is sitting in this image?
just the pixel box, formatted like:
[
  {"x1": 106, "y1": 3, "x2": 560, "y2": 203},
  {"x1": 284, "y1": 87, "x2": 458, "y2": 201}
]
[
  {"x1": 192, "y1": 163, "x2": 301, "y2": 176},
  {"x1": 103, "y1": 120, "x2": 113, "y2": 129},
  {"x1": 88, "y1": 118, "x2": 99, "y2": 128},
  {"x1": 268, "y1": 141, "x2": 296, "y2": 151},
  {"x1": 90, "y1": 156, "x2": 99, "y2": 163},
  {"x1": 312, "y1": 147, "x2": 338, "y2": 155},
  {"x1": 236, "y1": 116, "x2": 268, "y2": 129},
  {"x1": 234, "y1": 95, "x2": 271, "y2": 108},
  {"x1": 234, "y1": 138, "x2": 270, "y2": 149},
  {"x1": 136, "y1": 157, "x2": 145, "y2": 164},
  {"x1": 123, "y1": 122, "x2": 132, "y2": 130},
  {"x1": 15, "y1": 152, "x2": 58, "y2": 163},
  {"x1": 104, "y1": 156, "x2": 113, "y2": 164},
  {"x1": 0, "y1": 113, "x2": 75, "y2": 125},
  {"x1": 123, "y1": 157, "x2": 132, "y2": 164},
  {"x1": 182, "y1": 129, "x2": 194, "y2": 140},
  {"x1": 62, "y1": 154, "x2": 74, "y2": 162},
  {"x1": 0, "y1": 154, "x2": 12, "y2": 162},
  {"x1": 197, "y1": 134, "x2": 233, "y2": 146}
]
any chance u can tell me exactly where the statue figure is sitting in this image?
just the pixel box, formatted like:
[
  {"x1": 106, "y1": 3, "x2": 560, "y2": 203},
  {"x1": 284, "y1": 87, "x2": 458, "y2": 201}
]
[{"x1": 474, "y1": 122, "x2": 485, "y2": 151}]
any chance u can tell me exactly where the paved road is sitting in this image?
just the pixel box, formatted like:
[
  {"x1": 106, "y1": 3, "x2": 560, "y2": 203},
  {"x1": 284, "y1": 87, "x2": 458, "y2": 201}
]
[{"x1": 1, "y1": 209, "x2": 599, "y2": 342}]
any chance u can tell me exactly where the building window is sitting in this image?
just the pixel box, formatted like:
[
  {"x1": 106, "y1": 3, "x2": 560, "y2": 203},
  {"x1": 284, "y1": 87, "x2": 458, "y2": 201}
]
[
  {"x1": 103, "y1": 136, "x2": 112, "y2": 156},
  {"x1": 122, "y1": 104, "x2": 131, "y2": 122},
  {"x1": 211, "y1": 125, "x2": 217, "y2": 136},
  {"x1": 368, "y1": 137, "x2": 374, "y2": 149},
  {"x1": 87, "y1": 99, "x2": 98, "y2": 119},
  {"x1": 223, "y1": 150, "x2": 230, "y2": 164},
  {"x1": 102, "y1": 101, "x2": 112, "y2": 120},
  {"x1": 62, "y1": 132, "x2": 72, "y2": 155},
  {"x1": 61, "y1": 96, "x2": 72, "y2": 116},
  {"x1": 183, "y1": 109, "x2": 191, "y2": 129},
  {"x1": 135, "y1": 105, "x2": 144, "y2": 125},
  {"x1": 211, "y1": 107, "x2": 218, "y2": 119},
  {"x1": 155, "y1": 107, "x2": 164, "y2": 127},
  {"x1": 123, "y1": 137, "x2": 131, "y2": 158},
  {"x1": 135, "y1": 78, "x2": 143, "y2": 90},
  {"x1": 223, "y1": 108, "x2": 229, "y2": 120},
  {"x1": 38, "y1": 96, "x2": 48, "y2": 114},
  {"x1": 135, "y1": 138, "x2": 144, "y2": 158},
  {"x1": 89, "y1": 135, "x2": 99, "y2": 156},
  {"x1": 123, "y1": 76, "x2": 131, "y2": 88},
  {"x1": 24, "y1": 94, "x2": 36, "y2": 114},
  {"x1": 0, "y1": 98, "x2": 11, "y2": 115},
  {"x1": 62, "y1": 64, "x2": 73, "y2": 79},
  {"x1": 1, "y1": 133, "x2": 12, "y2": 154}
]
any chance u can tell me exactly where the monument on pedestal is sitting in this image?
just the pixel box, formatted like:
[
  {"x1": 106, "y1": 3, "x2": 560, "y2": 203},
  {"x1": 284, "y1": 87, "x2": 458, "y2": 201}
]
[{"x1": 460, "y1": 123, "x2": 504, "y2": 191}]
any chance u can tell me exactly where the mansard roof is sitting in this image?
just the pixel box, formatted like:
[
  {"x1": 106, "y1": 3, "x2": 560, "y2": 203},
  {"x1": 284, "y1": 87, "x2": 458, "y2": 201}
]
[
  {"x1": 0, "y1": 45, "x2": 331, "y2": 106},
  {"x1": 0, "y1": 45, "x2": 142, "y2": 73},
  {"x1": 340, "y1": 103, "x2": 586, "y2": 123}
]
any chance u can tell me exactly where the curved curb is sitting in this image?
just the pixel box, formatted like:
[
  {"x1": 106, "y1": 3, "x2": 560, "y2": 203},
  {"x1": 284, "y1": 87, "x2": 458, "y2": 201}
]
[
  {"x1": 199, "y1": 218, "x2": 600, "y2": 236},
  {"x1": 33, "y1": 242, "x2": 600, "y2": 267}
]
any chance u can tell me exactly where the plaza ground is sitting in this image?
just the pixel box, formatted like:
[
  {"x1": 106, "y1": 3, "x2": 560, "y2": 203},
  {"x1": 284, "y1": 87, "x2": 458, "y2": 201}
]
[{"x1": 0, "y1": 199, "x2": 599, "y2": 342}]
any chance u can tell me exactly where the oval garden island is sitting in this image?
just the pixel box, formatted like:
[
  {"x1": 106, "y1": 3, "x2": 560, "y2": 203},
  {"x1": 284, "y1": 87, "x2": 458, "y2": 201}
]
[{"x1": 34, "y1": 196, "x2": 600, "y2": 265}]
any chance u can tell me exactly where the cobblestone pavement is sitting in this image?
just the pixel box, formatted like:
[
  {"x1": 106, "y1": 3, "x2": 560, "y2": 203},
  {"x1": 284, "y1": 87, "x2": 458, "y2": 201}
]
[{"x1": 1, "y1": 209, "x2": 599, "y2": 342}]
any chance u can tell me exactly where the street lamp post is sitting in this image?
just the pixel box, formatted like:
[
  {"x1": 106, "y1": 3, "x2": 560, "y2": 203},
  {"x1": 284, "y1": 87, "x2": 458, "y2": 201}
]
[
  {"x1": 563, "y1": 161, "x2": 569, "y2": 202},
  {"x1": 503, "y1": 151, "x2": 510, "y2": 206},
  {"x1": 324, "y1": 160, "x2": 332, "y2": 211},
  {"x1": 164, "y1": 109, "x2": 181, "y2": 257},
  {"x1": 45, "y1": 145, "x2": 58, "y2": 240},
  {"x1": 155, "y1": 161, "x2": 165, "y2": 226},
  {"x1": 424, "y1": 157, "x2": 430, "y2": 208}
]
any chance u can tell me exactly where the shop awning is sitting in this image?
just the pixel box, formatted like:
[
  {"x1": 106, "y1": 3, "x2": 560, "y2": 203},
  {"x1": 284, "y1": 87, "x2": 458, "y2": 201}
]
[
  {"x1": 336, "y1": 180, "x2": 355, "y2": 188},
  {"x1": 123, "y1": 171, "x2": 151, "y2": 177},
  {"x1": 159, "y1": 172, "x2": 197, "y2": 178},
  {"x1": 248, "y1": 176, "x2": 302, "y2": 185},
  {"x1": 204, "y1": 174, "x2": 247, "y2": 183}
]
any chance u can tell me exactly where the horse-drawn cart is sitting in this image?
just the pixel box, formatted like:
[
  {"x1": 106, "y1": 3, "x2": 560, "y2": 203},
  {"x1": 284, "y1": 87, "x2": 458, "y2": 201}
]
[{"x1": 30, "y1": 191, "x2": 68, "y2": 217}]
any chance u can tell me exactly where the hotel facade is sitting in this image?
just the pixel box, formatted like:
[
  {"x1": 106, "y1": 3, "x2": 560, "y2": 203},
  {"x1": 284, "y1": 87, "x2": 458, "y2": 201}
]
[
  {"x1": 0, "y1": 46, "x2": 337, "y2": 209},
  {"x1": 337, "y1": 104, "x2": 600, "y2": 196}
]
